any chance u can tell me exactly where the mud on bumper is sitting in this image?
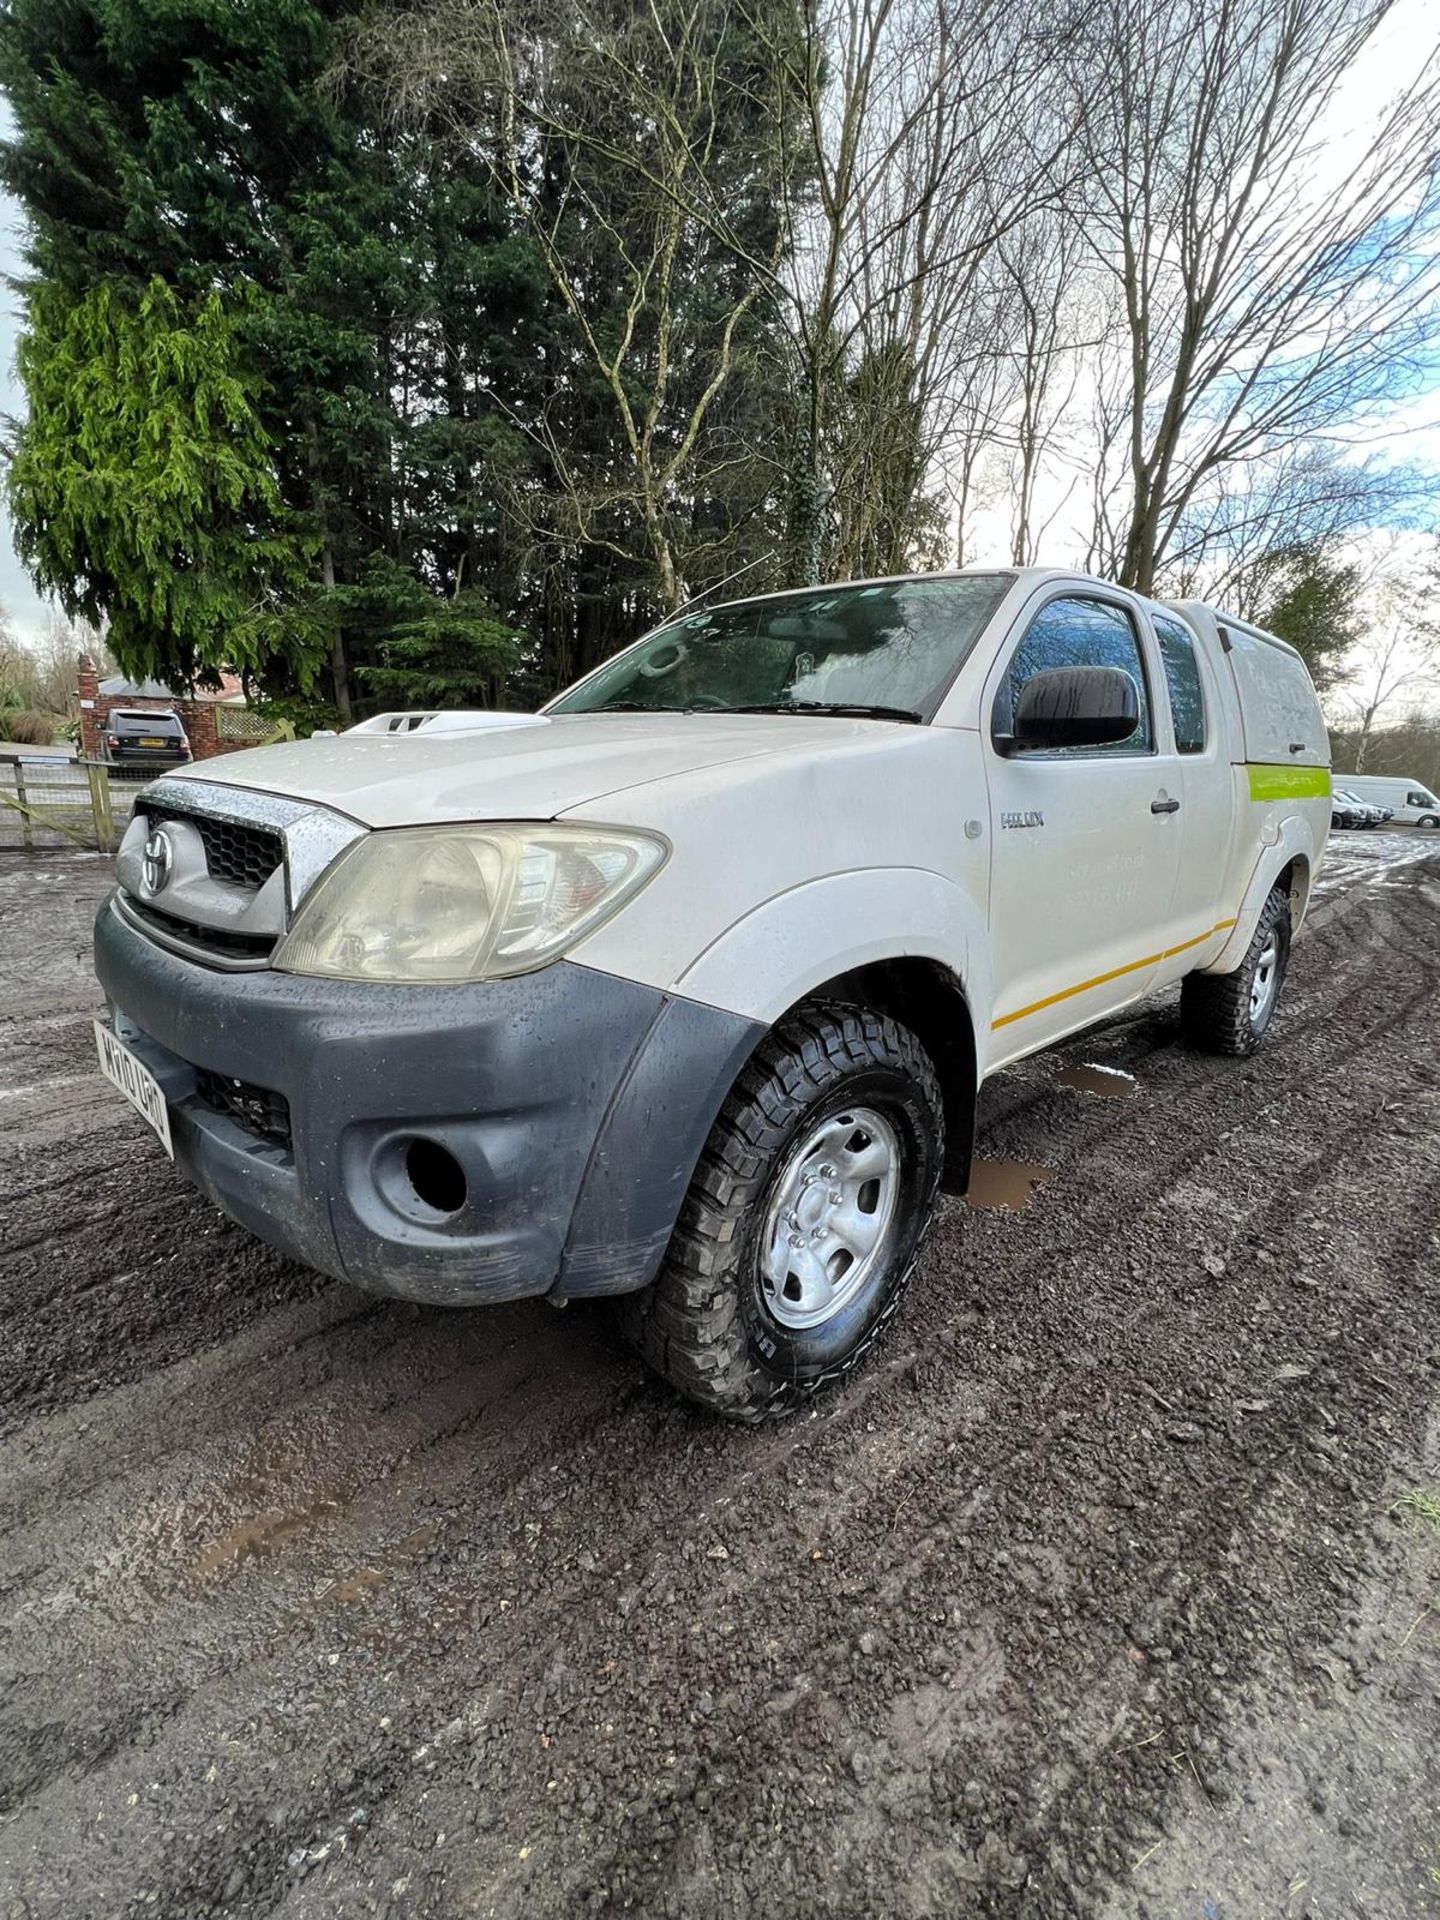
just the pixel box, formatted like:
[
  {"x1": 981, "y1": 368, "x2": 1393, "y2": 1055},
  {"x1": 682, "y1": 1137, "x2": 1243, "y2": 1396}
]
[{"x1": 95, "y1": 897, "x2": 762, "y2": 1307}]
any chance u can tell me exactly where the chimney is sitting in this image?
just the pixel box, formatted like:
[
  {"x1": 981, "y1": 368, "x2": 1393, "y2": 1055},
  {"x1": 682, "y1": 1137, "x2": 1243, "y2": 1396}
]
[{"x1": 77, "y1": 653, "x2": 101, "y2": 759}]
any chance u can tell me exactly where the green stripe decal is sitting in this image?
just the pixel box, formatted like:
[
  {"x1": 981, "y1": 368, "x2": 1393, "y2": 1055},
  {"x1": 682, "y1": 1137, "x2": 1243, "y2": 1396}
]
[{"x1": 1248, "y1": 764, "x2": 1330, "y2": 801}]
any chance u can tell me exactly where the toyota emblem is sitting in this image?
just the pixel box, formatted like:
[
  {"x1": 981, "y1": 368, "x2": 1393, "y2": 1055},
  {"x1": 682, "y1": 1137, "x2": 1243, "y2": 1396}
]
[{"x1": 141, "y1": 827, "x2": 174, "y2": 896}]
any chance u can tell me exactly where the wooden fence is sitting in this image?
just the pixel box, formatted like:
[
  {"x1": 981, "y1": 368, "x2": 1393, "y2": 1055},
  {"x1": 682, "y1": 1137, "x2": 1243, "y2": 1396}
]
[
  {"x1": 1, "y1": 753, "x2": 163, "y2": 853},
  {"x1": 1, "y1": 718, "x2": 296, "y2": 855}
]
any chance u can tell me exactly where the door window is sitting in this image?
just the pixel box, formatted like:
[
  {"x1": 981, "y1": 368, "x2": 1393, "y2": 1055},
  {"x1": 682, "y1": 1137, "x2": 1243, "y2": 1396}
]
[
  {"x1": 1408, "y1": 790, "x2": 1436, "y2": 808},
  {"x1": 1153, "y1": 613, "x2": 1207, "y2": 753},
  {"x1": 995, "y1": 596, "x2": 1152, "y2": 755}
]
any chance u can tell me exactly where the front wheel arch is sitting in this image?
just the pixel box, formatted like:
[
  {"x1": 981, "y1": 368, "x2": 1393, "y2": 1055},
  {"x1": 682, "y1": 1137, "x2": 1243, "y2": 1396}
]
[
  {"x1": 802, "y1": 958, "x2": 977, "y2": 1195},
  {"x1": 619, "y1": 1001, "x2": 947, "y2": 1419}
]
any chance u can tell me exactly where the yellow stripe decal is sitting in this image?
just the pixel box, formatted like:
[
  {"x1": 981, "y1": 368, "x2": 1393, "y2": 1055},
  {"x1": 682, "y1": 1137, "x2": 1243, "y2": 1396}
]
[
  {"x1": 1248, "y1": 763, "x2": 1330, "y2": 801},
  {"x1": 991, "y1": 920, "x2": 1237, "y2": 1031}
]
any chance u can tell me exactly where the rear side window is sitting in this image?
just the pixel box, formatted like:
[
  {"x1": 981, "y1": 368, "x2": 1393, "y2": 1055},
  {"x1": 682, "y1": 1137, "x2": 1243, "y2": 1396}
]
[
  {"x1": 996, "y1": 596, "x2": 1152, "y2": 755},
  {"x1": 1153, "y1": 614, "x2": 1207, "y2": 753}
]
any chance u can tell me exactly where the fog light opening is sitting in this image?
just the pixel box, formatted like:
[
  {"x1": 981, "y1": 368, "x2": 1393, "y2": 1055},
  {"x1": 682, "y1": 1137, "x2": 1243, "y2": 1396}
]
[{"x1": 405, "y1": 1137, "x2": 467, "y2": 1217}]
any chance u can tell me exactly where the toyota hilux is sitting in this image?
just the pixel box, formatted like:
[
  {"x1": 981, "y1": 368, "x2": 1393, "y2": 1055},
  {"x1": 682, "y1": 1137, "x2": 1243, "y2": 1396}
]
[{"x1": 93, "y1": 567, "x2": 1331, "y2": 1418}]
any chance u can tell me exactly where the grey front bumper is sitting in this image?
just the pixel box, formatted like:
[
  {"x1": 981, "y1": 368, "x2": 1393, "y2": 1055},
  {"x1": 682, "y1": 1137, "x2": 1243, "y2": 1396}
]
[{"x1": 95, "y1": 897, "x2": 763, "y2": 1307}]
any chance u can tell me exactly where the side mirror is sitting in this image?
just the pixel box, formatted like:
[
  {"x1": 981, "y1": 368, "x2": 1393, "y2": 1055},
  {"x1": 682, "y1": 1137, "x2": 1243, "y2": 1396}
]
[{"x1": 1006, "y1": 665, "x2": 1140, "y2": 753}]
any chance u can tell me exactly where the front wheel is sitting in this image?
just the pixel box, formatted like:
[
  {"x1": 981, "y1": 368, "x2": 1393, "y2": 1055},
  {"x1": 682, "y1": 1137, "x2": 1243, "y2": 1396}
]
[
  {"x1": 621, "y1": 1003, "x2": 945, "y2": 1421},
  {"x1": 1179, "y1": 882, "x2": 1292, "y2": 1056},
  {"x1": 1417, "y1": 814, "x2": 1439, "y2": 829}
]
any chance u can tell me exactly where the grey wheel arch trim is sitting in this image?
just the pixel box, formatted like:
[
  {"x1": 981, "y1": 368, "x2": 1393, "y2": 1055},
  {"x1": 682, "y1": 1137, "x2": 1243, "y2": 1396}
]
[{"x1": 558, "y1": 985, "x2": 767, "y2": 1298}]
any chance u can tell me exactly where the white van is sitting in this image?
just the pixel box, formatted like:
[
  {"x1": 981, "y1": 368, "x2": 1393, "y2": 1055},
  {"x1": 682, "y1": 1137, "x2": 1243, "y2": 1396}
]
[
  {"x1": 93, "y1": 567, "x2": 1331, "y2": 1419},
  {"x1": 1334, "y1": 774, "x2": 1440, "y2": 827}
]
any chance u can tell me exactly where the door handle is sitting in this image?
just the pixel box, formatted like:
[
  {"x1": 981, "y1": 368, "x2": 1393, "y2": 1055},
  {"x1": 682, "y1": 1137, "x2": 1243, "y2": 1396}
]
[
  {"x1": 1151, "y1": 796, "x2": 1181, "y2": 814},
  {"x1": 1288, "y1": 742, "x2": 1306, "y2": 754}
]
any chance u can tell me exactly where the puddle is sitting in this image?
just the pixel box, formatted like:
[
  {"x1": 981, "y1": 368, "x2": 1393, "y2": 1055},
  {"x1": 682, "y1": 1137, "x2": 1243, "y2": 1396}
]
[
  {"x1": 189, "y1": 1489, "x2": 346, "y2": 1583},
  {"x1": 1055, "y1": 1062, "x2": 1138, "y2": 1099},
  {"x1": 963, "y1": 1158, "x2": 1053, "y2": 1212}
]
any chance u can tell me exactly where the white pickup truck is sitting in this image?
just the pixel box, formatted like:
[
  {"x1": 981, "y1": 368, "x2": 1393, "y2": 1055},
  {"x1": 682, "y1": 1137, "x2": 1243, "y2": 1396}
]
[{"x1": 95, "y1": 567, "x2": 1330, "y2": 1418}]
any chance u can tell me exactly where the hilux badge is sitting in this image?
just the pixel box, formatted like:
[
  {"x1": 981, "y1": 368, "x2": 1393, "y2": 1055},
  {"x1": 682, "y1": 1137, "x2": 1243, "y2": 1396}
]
[{"x1": 141, "y1": 828, "x2": 174, "y2": 895}]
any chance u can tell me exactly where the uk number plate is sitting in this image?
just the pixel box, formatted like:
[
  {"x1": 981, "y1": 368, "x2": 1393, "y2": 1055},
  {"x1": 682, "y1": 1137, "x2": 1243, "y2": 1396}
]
[{"x1": 94, "y1": 1020, "x2": 174, "y2": 1159}]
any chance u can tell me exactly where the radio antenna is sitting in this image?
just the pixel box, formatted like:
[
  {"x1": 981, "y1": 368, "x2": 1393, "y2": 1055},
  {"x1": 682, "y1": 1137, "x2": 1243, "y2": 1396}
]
[{"x1": 670, "y1": 552, "x2": 777, "y2": 619}]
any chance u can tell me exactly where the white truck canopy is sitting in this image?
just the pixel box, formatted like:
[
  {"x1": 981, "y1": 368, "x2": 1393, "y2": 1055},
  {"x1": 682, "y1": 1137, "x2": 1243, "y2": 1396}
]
[{"x1": 1169, "y1": 603, "x2": 1328, "y2": 768}]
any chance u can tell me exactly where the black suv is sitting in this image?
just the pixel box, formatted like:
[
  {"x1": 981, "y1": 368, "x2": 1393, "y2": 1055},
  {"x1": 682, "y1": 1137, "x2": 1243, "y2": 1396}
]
[{"x1": 103, "y1": 709, "x2": 192, "y2": 767}]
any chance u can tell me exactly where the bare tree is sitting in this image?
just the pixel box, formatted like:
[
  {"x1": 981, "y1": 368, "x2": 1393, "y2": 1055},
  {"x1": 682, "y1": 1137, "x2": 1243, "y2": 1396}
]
[
  {"x1": 338, "y1": 0, "x2": 796, "y2": 614},
  {"x1": 1161, "y1": 441, "x2": 1429, "y2": 613},
  {"x1": 1329, "y1": 709, "x2": 1440, "y2": 786},
  {"x1": 337, "y1": 0, "x2": 1440, "y2": 622},
  {"x1": 341, "y1": 0, "x2": 1093, "y2": 599},
  {"x1": 939, "y1": 266, "x2": 1091, "y2": 574},
  {"x1": 990, "y1": 213, "x2": 1095, "y2": 566},
  {"x1": 932, "y1": 216, "x2": 1104, "y2": 572},
  {"x1": 1341, "y1": 548, "x2": 1440, "y2": 768},
  {"x1": 28, "y1": 610, "x2": 109, "y2": 715},
  {"x1": 735, "y1": 0, "x2": 972, "y2": 578},
  {"x1": 713, "y1": 0, "x2": 1085, "y2": 581},
  {"x1": 943, "y1": 325, "x2": 1023, "y2": 567},
  {"x1": 1078, "y1": 0, "x2": 1440, "y2": 595}
]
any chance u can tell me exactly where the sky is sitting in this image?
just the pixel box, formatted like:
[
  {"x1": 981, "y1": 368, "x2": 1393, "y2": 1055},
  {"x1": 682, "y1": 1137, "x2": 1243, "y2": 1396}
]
[{"x1": 0, "y1": 4, "x2": 1437, "y2": 655}]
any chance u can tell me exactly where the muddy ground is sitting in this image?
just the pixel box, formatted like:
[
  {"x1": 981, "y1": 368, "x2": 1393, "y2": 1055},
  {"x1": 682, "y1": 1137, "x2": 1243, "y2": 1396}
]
[{"x1": 1, "y1": 837, "x2": 1438, "y2": 1919}]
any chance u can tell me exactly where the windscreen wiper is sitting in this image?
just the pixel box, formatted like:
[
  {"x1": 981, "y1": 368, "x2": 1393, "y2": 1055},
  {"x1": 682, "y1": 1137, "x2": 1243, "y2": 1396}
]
[
  {"x1": 730, "y1": 701, "x2": 922, "y2": 723},
  {"x1": 591, "y1": 700, "x2": 689, "y2": 713}
]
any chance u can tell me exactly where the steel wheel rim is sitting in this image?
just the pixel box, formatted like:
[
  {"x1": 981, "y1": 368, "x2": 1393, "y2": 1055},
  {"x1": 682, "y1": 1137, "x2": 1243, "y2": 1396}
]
[
  {"x1": 1250, "y1": 934, "x2": 1281, "y2": 1023},
  {"x1": 759, "y1": 1107, "x2": 901, "y2": 1331}
]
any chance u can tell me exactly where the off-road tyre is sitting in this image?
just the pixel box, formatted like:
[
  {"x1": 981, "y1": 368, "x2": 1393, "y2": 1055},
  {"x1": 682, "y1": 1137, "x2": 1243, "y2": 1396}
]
[
  {"x1": 1180, "y1": 882, "x2": 1292, "y2": 1057},
  {"x1": 621, "y1": 1002, "x2": 945, "y2": 1421}
]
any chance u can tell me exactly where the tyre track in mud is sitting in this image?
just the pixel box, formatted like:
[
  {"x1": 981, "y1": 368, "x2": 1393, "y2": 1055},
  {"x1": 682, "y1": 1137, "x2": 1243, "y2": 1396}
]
[{"x1": 1, "y1": 849, "x2": 1438, "y2": 1916}]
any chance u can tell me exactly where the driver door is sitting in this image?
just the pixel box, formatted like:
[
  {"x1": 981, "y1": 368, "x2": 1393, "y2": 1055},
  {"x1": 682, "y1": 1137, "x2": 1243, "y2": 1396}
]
[{"x1": 983, "y1": 591, "x2": 1184, "y2": 1063}]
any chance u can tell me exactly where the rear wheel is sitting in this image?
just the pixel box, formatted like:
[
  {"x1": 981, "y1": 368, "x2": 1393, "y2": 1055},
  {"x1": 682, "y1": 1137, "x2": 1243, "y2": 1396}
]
[
  {"x1": 1180, "y1": 882, "x2": 1292, "y2": 1057},
  {"x1": 621, "y1": 1003, "x2": 945, "y2": 1421}
]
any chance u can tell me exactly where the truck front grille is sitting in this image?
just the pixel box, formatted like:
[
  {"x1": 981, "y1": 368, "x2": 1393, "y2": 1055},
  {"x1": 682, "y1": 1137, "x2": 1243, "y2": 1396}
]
[{"x1": 145, "y1": 804, "x2": 283, "y2": 891}]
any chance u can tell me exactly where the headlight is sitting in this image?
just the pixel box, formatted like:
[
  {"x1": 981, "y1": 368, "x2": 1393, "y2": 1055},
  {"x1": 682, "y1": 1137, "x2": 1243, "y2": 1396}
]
[{"x1": 273, "y1": 824, "x2": 667, "y2": 983}]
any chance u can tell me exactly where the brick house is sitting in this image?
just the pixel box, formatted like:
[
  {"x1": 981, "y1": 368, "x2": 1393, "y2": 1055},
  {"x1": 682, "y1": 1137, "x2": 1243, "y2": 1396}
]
[{"x1": 76, "y1": 655, "x2": 255, "y2": 762}]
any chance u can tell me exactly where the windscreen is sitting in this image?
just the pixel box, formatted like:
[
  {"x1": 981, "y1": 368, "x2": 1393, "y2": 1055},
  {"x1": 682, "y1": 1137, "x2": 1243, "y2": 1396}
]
[{"x1": 547, "y1": 574, "x2": 1013, "y2": 722}]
